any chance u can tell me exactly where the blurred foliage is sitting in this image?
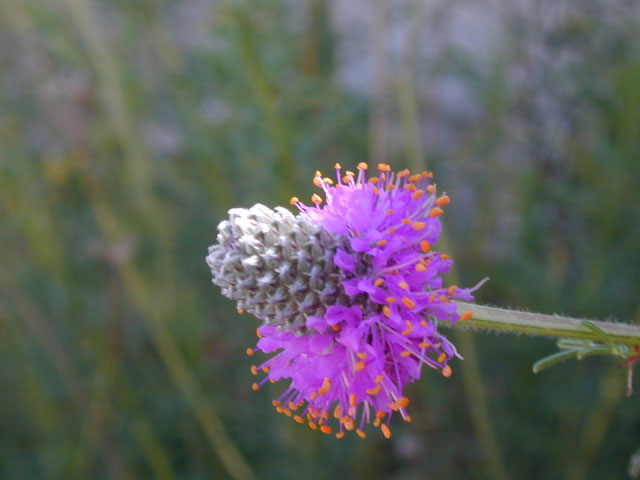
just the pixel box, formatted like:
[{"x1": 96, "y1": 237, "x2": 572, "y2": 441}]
[{"x1": 0, "y1": 0, "x2": 639, "y2": 479}]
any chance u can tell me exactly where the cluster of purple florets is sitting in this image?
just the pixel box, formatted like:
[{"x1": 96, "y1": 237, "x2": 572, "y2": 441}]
[{"x1": 240, "y1": 163, "x2": 475, "y2": 439}]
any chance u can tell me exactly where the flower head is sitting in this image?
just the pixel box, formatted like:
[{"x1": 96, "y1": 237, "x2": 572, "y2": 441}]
[{"x1": 207, "y1": 163, "x2": 477, "y2": 438}]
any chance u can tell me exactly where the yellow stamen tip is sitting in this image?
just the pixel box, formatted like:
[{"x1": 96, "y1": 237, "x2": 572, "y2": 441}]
[
  {"x1": 460, "y1": 311, "x2": 473, "y2": 321},
  {"x1": 401, "y1": 297, "x2": 415, "y2": 309},
  {"x1": 412, "y1": 221, "x2": 426, "y2": 230},
  {"x1": 289, "y1": 196, "x2": 299, "y2": 205},
  {"x1": 436, "y1": 194, "x2": 450, "y2": 206}
]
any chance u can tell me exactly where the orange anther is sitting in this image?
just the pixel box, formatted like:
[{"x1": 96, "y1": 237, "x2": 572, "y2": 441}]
[
  {"x1": 380, "y1": 424, "x2": 392, "y2": 439},
  {"x1": 321, "y1": 377, "x2": 331, "y2": 390},
  {"x1": 331, "y1": 324, "x2": 340, "y2": 331},
  {"x1": 323, "y1": 177, "x2": 334, "y2": 185},
  {"x1": 320, "y1": 425, "x2": 333, "y2": 434},
  {"x1": 421, "y1": 171, "x2": 432, "y2": 178},
  {"x1": 262, "y1": 366, "x2": 269, "y2": 373},
  {"x1": 409, "y1": 174, "x2": 422, "y2": 183},
  {"x1": 374, "y1": 278, "x2": 384, "y2": 287},
  {"x1": 442, "y1": 365, "x2": 453, "y2": 378},
  {"x1": 375, "y1": 375, "x2": 384, "y2": 383},
  {"x1": 397, "y1": 397, "x2": 410, "y2": 408},
  {"x1": 356, "y1": 429, "x2": 366, "y2": 439},
  {"x1": 420, "y1": 241, "x2": 431, "y2": 252},
  {"x1": 460, "y1": 311, "x2": 473, "y2": 321},
  {"x1": 246, "y1": 348, "x2": 254, "y2": 356},
  {"x1": 368, "y1": 177, "x2": 379, "y2": 184},
  {"x1": 404, "y1": 183, "x2": 416, "y2": 192},
  {"x1": 349, "y1": 393, "x2": 357, "y2": 407},
  {"x1": 372, "y1": 187, "x2": 380, "y2": 195},
  {"x1": 333, "y1": 405, "x2": 342, "y2": 418},
  {"x1": 437, "y1": 353, "x2": 447, "y2": 363},
  {"x1": 401, "y1": 297, "x2": 415, "y2": 309},
  {"x1": 429, "y1": 207, "x2": 444, "y2": 217},
  {"x1": 366, "y1": 384, "x2": 381, "y2": 395},
  {"x1": 377, "y1": 239, "x2": 388, "y2": 246},
  {"x1": 343, "y1": 418, "x2": 355, "y2": 431},
  {"x1": 398, "y1": 169, "x2": 410, "y2": 177},
  {"x1": 383, "y1": 306, "x2": 391, "y2": 317},
  {"x1": 282, "y1": 408, "x2": 292, "y2": 417},
  {"x1": 289, "y1": 196, "x2": 299, "y2": 205},
  {"x1": 420, "y1": 320, "x2": 429, "y2": 328},
  {"x1": 289, "y1": 401, "x2": 298, "y2": 410},
  {"x1": 308, "y1": 421, "x2": 318, "y2": 430},
  {"x1": 415, "y1": 263, "x2": 427, "y2": 272},
  {"x1": 439, "y1": 296, "x2": 449, "y2": 303},
  {"x1": 294, "y1": 415, "x2": 305, "y2": 423},
  {"x1": 404, "y1": 416, "x2": 413, "y2": 423},
  {"x1": 401, "y1": 328, "x2": 412, "y2": 336},
  {"x1": 334, "y1": 163, "x2": 342, "y2": 169},
  {"x1": 401, "y1": 218, "x2": 412, "y2": 225},
  {"x1": 357, "y1": 162, "x2": 368, "y2": 170},
  {"x1": 400, "y1": 350, "x2": 412, "y2": 357},
  {"x1": 436, "y1": 194, "x2": 450, "y2": 206},
  {"x1": 385, "y1": 296, "x2": 397, "y2": 303},
  {"x1": 251, "y1": 383, "x2": 259, "y2": 391},
  {"x1": 373, "y1": 417, "x2": 381, "y2": 427},
  {"x1": 447, "y1": 285, "x2": 458, "y2": 296},
  {"x1": 376, "y1": 411, "x2": 387, "y2": 419},
  {"x1": 412, "y1": 190, "x2": 424, "y2": 200},
  {"x1": 419, "y1": 341, "x2": 431, "y2": 349},
  {"x1": 387, "y1": 227, "x2": 396, "y2": 234},
  {"x1": 336, "y1": 432, "x2": 345, "y2": 439},
  {"x1": 357, "y1": 352, "x2": 368, "y2": 359},
  {"x1": 441, "y1": 254, "x2": 451, "y2": 260},
  {"x1": 236, "y1": 308, "x2": 244, "y2": 314},
  {"x1": 311, "y1": 194, "x2": 323, "y2": 205},
  {"x1": 386, "y1": 209, "x2": 394, "y2": 215},
  {"x1": 428, "y1": 294, "x2": 436, "y2": 303},
  {"x1": 355, "y1": 361, "x2": 366, "y2": 372},
  {"x1": 378, "y1": 163, "x2": 391, "y2": 171},
  {"x1": 313, "y1": 176, "x2": 324, "y2": 187},
  {"x1": 427, "y1": 185, "x2": 436, "y2": 194},
  {"x1": 272, "y1": 400, "x2": 281, "y2": 407},
  {"x1": 385, "y1": 184, "x2": 396, "y2": 191},
  {"x1": 398, "y1": 281, "x2": 409, "y2": 290},
  {"x1": 250, "y1": 365, "x2": 258, "y2": 375},
  {"x1": 315, "y1": 170, "x2": 322, "y2": 177},
  {"x1": 412, "y1": 221, "x2": 426, "y2": 230},
  {"x1": 256, "y1": 328, "x2": 262, "y2": 338}
]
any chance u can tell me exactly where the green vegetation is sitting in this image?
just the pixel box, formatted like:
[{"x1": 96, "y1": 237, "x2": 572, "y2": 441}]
[{"x1": 1, "y1": 1, "x2": 638, "y2": 478}]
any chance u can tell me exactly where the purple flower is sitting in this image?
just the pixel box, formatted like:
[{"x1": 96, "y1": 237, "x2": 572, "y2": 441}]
[{"x1": 208, "y1": 163, "x2": 478, "y2": 439}]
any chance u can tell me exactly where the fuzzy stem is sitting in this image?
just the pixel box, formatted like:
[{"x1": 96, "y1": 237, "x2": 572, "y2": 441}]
[{"x1": 453, "y1": 302, "x2": 640, "y2": 346}]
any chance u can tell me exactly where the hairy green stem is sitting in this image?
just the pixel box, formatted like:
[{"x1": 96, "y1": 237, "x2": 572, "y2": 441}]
[{"x1": 453, "y1": 302, "x2": 640, "y2": 346}]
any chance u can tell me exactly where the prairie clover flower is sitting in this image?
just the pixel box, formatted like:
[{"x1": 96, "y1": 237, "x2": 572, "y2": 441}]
[{"x1": 207, "y1": 163, "x2": 478, "y2": 439}]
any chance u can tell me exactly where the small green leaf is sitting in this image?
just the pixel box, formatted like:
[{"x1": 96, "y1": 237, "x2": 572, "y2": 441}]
[
  {"x1": 533, "y1": 349, "x2": 582, "y2": 373},
  {"x1": 581, "y1": 321, "x2": 617, "y2": 350}
]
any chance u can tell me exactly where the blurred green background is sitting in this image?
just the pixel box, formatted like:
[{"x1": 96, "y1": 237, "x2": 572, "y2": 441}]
[{"x1": 1, "y1": 0, "x2": 639, "y2": 478}]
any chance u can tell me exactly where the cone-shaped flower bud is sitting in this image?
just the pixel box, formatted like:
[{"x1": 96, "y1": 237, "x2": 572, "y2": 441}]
[{"x1": 206, "y1": 163, "x2": 479, "y2": 439}]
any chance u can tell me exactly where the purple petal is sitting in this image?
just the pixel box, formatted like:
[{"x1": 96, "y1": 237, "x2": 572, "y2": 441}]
[
  {"x1": 350, "y1": 236, "x2": 371, "y2": 252},
  {"x1": 308, "y1": 334, "x2": 334, "y2": 354},
  {"x1": 334, "y1": 248, "x2": 355, "y2": 272},
  {"x1": 306, "y1": 315, "x2": 328, "y2": 333}
]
